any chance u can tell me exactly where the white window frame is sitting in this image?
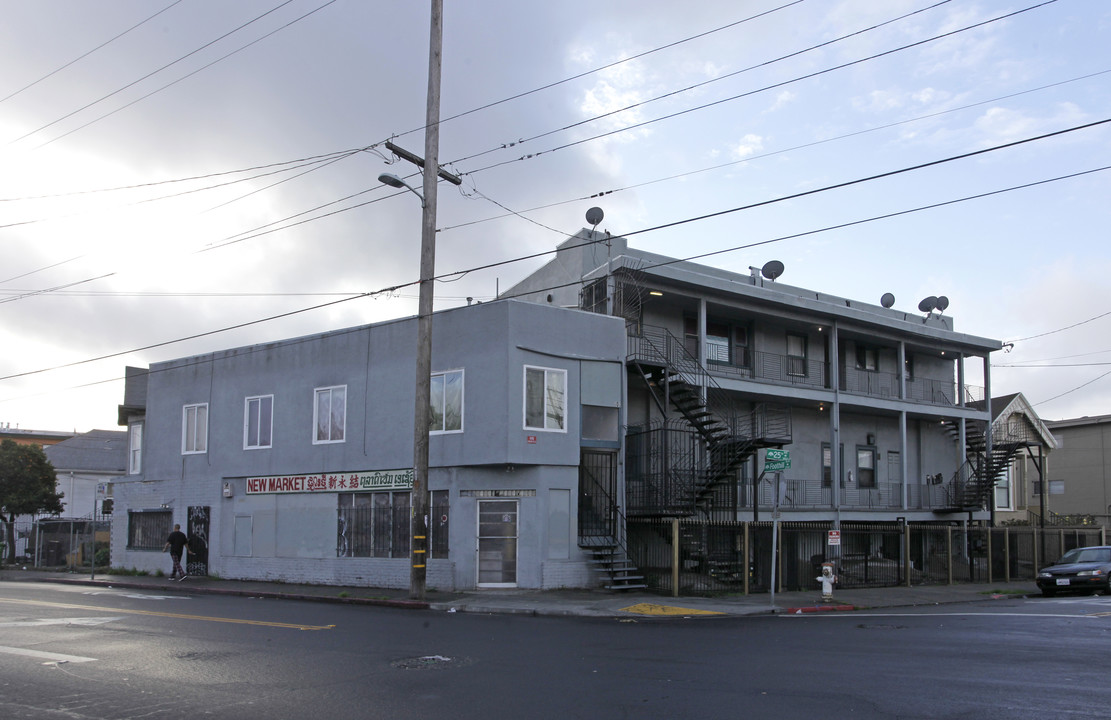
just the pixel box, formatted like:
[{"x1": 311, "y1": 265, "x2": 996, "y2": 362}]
[
  {"x1": 430, "y1": 369, "x2": 464, "y2": 434},
  {"x1": 128, "y1": 421, "x2": 143, "y2": 474},
  {"x1": 244, "y1": 395, "x2": 274, "y2": 450},
  {"x1": 995, "y1": 464, "x2": 1014, "y2": 511},
  {"x1": 182, "y1": 403, "x2": 208, "y2": 455},
  {"x1": 313, "y1": 385, "x2": 347, "y2": 444},
  {"x1": 523, "y1": 365, "x2": 567, "y2": 432}
]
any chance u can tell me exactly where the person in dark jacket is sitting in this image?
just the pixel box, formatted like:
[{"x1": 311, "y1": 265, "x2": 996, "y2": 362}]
[{"x1": 163, "y1": 524, "x2": 190, "y2": 580}]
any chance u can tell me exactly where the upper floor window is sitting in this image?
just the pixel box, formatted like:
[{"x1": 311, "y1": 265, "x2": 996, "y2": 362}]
[
  {"x1": 525, "y1": 366, "x2": 566, "y2": 431},
  {"x1": 430, "y1": 370, "x2": 463, "y2": 434},
  {"x1": 314, "y1": 386, "x2": 346, "y2": 444},
  {"x1": 855, "y1": 346, "x2": 878, "y2": 372},
  {"x1": 786, "y1": 333, "x2": 808, "y2": 377},
  {"x1": 128, "y1": 422, "x2": 143, "y2": 474},
  {"x1": 182, "y1": 404, "x2": 208, "y2": 454},
  {"x1": 245, "y1": 395, "x2": 274, "y2": 449},
  {"x1": 822, "y1": 442, "x2": 844, "y2": 488},
  {"x1": 904, "y1": 355, "x2": 914, "y2": 381},
  {"x1": 856, "y1": 446, "x2": 877, "y2": 488}
]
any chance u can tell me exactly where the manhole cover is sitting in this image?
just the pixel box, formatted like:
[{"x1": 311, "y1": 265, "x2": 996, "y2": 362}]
[{"x1": 392, "y1": 655, "x2": 473, "y2": 670}]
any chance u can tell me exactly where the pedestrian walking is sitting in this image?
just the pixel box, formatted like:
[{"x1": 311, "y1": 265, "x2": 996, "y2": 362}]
[{"x1": 163, "y1": 524, "x2": 190, "y2": 580}]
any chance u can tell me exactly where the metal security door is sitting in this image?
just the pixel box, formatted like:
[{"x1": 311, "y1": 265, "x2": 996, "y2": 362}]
[
  {"x1": 477, "y1": 500, "x2": 518, "y2": 587},
  {"x1": 186, "y1": 506, "x2": 210, "y2": 577}
]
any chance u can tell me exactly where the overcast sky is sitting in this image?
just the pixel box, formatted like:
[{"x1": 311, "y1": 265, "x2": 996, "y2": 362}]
[{"x1": 1, "y1": 0, "x2": 1108, "y2": 433}]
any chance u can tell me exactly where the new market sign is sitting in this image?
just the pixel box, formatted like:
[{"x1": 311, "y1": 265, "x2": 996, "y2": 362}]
[{"x1": 245, "y1": 469, "x2": 413, "y2": 495}]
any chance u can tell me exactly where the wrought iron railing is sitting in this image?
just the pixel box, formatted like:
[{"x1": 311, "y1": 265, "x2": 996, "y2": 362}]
[{"x1": 625, "y1": 518, "x2": 1106, "y2": 596}]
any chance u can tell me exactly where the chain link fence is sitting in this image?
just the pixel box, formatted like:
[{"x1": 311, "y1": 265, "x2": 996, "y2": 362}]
[{"x1": 1, "y1": 515, "x2": 112, "y2": 571}]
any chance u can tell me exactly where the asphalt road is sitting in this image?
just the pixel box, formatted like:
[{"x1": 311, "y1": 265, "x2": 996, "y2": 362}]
[{"x1": 2, "y1": 580, "x2": 1110, "y2": 719}]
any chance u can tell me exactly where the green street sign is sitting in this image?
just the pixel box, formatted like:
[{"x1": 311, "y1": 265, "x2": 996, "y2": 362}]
[
  {"x1": 765, "y1": 448, "x2": 790, "y2": 461},
  {"x1": 764, "y1": 459, "x2": 791, "y2": 471}
]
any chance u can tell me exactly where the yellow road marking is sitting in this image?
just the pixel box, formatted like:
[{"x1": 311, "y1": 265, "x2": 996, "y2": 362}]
[
  {"x1": 0, "y1": 597, "x2": 334, "y2": 631},
  {"x1": 619, "y1": 602, "x2": 724, "y2": 616}
]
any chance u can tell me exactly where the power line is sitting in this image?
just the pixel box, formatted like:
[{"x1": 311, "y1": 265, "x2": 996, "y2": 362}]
[
  {"x1": 3, "y1": 116, "x2": 1106, "y2": 311},
  {"x1": 459, "y1": 0, "x2": 1059, "y2": 177},
  {"x1": 0, "y1": 0, "x2": 185, "y2": 105},
  {"x1": 392, "y1": 0, "x2": 809, "y2": 146},
  {"x1": 3, "y1": 159, "x2": 1105, "y2": 389},
  {"x1": 449, "y1": 0, "x2": 954, "y2": 167},
  {"x1": 442, "y1": 68, "x2": 1111, "y2": 234},
  {"x1": 8, "y1": 0, "x2": 298, "y2": 146},
  {"x1": 33, "y1": 0, "x2": 341, "y2": 151},
  {"x1": 1006, "y1": 309, "x2": 1111, "y2": 344},
  {"x1": 1032, "y1": 370, "x2": 1111, "y2": 408}
]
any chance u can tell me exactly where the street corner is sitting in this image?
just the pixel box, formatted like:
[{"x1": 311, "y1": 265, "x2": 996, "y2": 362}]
[{"x1": 618, "y1": 602, "x2": 725, "y2": 617}]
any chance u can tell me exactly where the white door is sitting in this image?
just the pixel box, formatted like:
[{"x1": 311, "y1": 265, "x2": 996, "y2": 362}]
[{"x1": 477, "y1": 500, "x2": 518, "y2": 587}]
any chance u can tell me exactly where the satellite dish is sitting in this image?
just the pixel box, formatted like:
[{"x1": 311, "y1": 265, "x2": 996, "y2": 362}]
[
  {"x1": 935, "y1": 295, "x2": 949, "y2": 313},
  {"x1": 585, "y1": 207, "x2": 604, "y2": 227},
  {"x1": 918, "y1": 296, "x2": 938, "y2": 313},
  {"x1": 880, "y1": 292, "x2": 895, "y2": 309},
  {"x1": 761, "y1": 260, "x2": 785, "y2": 281}
]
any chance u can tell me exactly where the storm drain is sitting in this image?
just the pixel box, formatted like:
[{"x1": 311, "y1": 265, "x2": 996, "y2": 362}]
[{"x1": 392, "y1": 655, "x2": 474, "y2": 670}]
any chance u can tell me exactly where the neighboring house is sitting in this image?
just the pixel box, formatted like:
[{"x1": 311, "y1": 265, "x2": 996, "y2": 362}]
[
  {"x1": 0, "y1": 425, "x2": 76, "y2": 448},
  {"x1": 1041, "y1": 414, "x2": 1111, "y2": 528},
  {"x1": 43, "y1": 430, "x2": 127, "y2": 518},
  {"x1": 112, "y1": 300, "x2": 626, "y2": 590},
  {"x1": 964, "y1": 393, "x2": 1059, "y2": 526}
]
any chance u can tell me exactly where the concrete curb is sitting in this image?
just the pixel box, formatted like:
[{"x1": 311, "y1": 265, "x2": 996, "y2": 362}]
[{"x1": 783, "y1": 604, "x2": 858, "y2": 614}]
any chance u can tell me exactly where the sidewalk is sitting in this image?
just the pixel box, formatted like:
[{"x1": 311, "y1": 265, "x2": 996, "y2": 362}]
[{"x1": 1, "y1": 568, "x2": 1036, "y2": 618}]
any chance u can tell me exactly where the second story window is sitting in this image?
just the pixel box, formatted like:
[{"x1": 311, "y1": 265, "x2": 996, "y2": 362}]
[
  {"x1": 855, "y1": 345, "x2": 878, "y2": 371},
  {"x1": 182, "y1": 403, "x2": 208, "y2": 454},
  {"x1": 856, "y1": 446, "x2": 877, "y2": 488},
  {"x1": 525, "y1": 366, "x2": 566, "y2": 431},
  {"x1": 787, "y1": 333, "x2": 808, "y2": 377},
  {"x1": 128, "y1": 422, "x2": 143, "y2": 474},
  {"x1": 430, "y1": 370, "x2": 463, "y2": 433},
  {"x1": 245, "y1": 395, "x2": 273, "y2": 449},
  {"x1": 314, "y1": 385, "x2": 346, "y2": 444}
]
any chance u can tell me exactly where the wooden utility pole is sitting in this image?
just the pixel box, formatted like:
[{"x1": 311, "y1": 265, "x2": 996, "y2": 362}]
[{"x1": 410, "y1": 0, "x2": 444, "y2": 601}]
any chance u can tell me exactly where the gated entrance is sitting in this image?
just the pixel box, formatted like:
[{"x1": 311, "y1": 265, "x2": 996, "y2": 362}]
[{"x1": 186, "y1": 506, "x2": 210, "y2": 577}]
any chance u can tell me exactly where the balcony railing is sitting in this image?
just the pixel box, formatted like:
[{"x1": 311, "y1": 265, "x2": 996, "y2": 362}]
[
  {"x1": 730, "y1": 476, "x2": 983, "y2": 512},
  {"x1": 634, "y1": 324, "x2": 984, "y2": 408}
]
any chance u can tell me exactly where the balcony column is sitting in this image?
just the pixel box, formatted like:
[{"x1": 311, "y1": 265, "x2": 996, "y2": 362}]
[
  {"x1": 899, "y1": 410, "x2": 908, "y2": 509},
  {"x1": 956, "y1": 355, "x2": 968, "y2": 488},
  {"x1": 897, "y1": 342, "x2": 906, "y2": 400},
  {"x1": 830, "y1": 321, "x2": 841, "y2": 526},
  {"x1": 897, "y1": 342, "x2": 908, "y2": 510},
  {"x1": 984, "y1": 355, "x2": 994, "y2": 524},
  {"x1": 697, "y1": 298, "x2": 707, "y2": 365}
]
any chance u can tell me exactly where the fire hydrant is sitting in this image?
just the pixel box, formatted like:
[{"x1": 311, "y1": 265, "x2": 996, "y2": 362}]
[{"x1": 816, "y1": 562, "x2": 837, "y2": 602}]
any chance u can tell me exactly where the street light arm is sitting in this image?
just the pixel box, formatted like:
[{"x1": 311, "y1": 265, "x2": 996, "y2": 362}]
[{"x1": 377, "y1": 173, "x2": 426, "y2": 207}]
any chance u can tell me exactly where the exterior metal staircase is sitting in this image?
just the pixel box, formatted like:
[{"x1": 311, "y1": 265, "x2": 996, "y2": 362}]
[
  {"x1": 578, "y1": 450, "x2": 646, "y2": 591},
  {"x1": 626, "y1": 325, "x2": 791, "y2": 517},
  {"x1": 938, "y1": 418, "x2": 1035, "y2": 511}
]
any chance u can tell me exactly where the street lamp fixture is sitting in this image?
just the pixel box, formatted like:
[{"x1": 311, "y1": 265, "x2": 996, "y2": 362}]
[{"x1": 378, "y1": 173, "x2": 425, "y2": 207}]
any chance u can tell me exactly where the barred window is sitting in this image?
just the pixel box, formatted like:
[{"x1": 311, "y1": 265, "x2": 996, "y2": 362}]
[
  {"x1": 127, "y1": 510, "x2": 172, "y2": 550},
  {"x1": 337, "y1": 490, "x2": 449, "y2": 559}
]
